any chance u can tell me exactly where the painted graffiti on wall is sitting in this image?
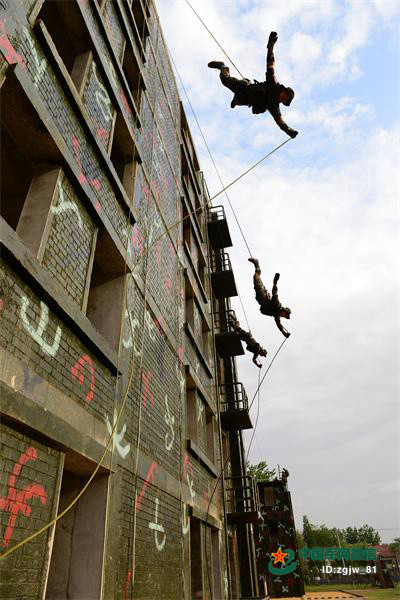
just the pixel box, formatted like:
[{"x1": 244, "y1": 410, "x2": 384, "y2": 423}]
[
  {"x1": 91, "y1": 61, "x2": 114, "y2": 123},
  {"x1": 135, "y1": 462, "x2": 158, "y2": 513},
  {"x1": 197, "y1": 396, "x2": 204, "y2": 427},
  {"x1": 71, "y1": 134, "x2": 101, "y2": 192},
  {"x1": 22, "y1": 26, "x2": 46, "y2": 87},
  {"x1": 70, "y1": 354, "x2": 95, "y2": 403},
  {"x1": 183, "y1": 453, "x2": 195, "y2": 504},
  {"x1": 148, "y1": 497, "x2": 166, "y2": 551},
  {"x1": 0, "y1": 447, "x2": 47, "y2": 548},
  {"x1": 51, "y1": 178, "x2": 84, "y2": 230},
  {"x1": 0, "y1": 19, "x2": 25, "y2": 66},
  {"x1": 20, "y1": 295, "x2": 62, "y2": 357},
  {"x1": 105, "y1": 408, "x2": 130, "y2": 459},
  {"x1": 182, "y1": 503, "x2": 190, "y2": 536},
  {"x1": 164, "y1": 394, "x2": 175, "y2": 452}
]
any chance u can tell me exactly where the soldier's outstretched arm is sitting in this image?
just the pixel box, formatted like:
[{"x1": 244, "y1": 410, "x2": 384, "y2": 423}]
[
  {"x1": 271, "y1": 108, "x2": 298, "y2": 138},
  {"x1": 274, "y1": 316, "x2": 291, "y2": 338},
  {"x1": 266, "y1": 31, "x2": 278, "y2": 84}
]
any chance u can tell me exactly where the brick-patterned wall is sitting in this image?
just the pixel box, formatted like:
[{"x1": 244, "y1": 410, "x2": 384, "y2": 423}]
[
  {"x1": 41, "y1": 171, "x2": 97, "y2": 309},
  {"x1": 82, "y1": 57, "x2": 117, "y2": 151},
  {"x1": 102, "y1": 1, "x2": 126, "y2": 63},
  {"x1": 0, "y1": 259, "x2": 116, "y2": 422},
  {"x1": 117, "y1": 467, "x2": 182, "y2": 600},
  {"x1": 0, "y1": 423, "x2": 61, "y2": 600}
]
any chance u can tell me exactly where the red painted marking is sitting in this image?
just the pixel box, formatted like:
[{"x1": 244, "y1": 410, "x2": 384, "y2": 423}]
[
  {"x1": 120, "y1": 90, "x2": 131, "y2": 115},
  {"x1": 178, "y1": 347, "x2": 184, "y2": 369},
  {"x1": 95, "y1": 200, "x2": 102, "y2": 213},
  {"x1": 154, "y1": 316, "x2": 163, "y2": 335},
  {"x1": 0, "y1": 20, "x2": 25, "y2": 67},
  {"x1": 141, "y1": 370, "x2": 154, "y2": 408},
  {"x1": 132, "y1": 227, "x2": 144, "y2": 257},
  {"x1": 72, "y1": 135, "x2": 101, "y2": 192},
  {"x1": 124, "y1": 570, "x2": 132, "y2": 600},
  {"x1": 71, "y1": 355, "x2": 95, "y2": 403},
  {"x1": 97, "y1": 127, "x2": 107, "y2": 140},
  {"x1": 90, "y1": 178, "x2": 101, "y2": 191},
  {"x1": 0, "y1": 447, "x2": 47, "y2": 547},
  {"x1": 183, "y1": 453, "x2": 193, "y2": 479},
  {"x1": 168, "y1": 241, "x2": 175, "y2": 257},
  {"x1": 72, "y1": 134, "x2": 87, "y2": 185},
  {"x1": 135, "y1": 462, "x2": 158, "y2": 512},
  {"x1": 203, "y1": 490, "x2": 209, "y2": 510},
  {"x1": 0, "y1": 299, "x2": 4, "y2": 311}
]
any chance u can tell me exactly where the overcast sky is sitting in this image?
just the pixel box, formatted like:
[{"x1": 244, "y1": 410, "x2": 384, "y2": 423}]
[{"x1": 157, "y1": 0, "x2": 400, "y2": 543}]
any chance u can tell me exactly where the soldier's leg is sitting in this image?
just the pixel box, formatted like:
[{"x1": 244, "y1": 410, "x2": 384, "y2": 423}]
[
  {"x1": 248, "y1": 258, "x2": 270, "y2": 305},
  {"x1": 219, "y1": 66, "x2": 251, "y2": 94},
  {"x1": 254, "y1": 272, "x2": 270, "y2": 305}
]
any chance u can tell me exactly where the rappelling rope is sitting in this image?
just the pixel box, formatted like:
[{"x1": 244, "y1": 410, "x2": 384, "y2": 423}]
[
  {"x1": 203, "y1": 336, "x2": 289, "y2": 596},
  {"x1": 184, "y1": 0, "x2": 245, "y2": 79},
  {"x1": 168, "y1": 52, "x2": 252, "y2": 330},
  {"x1": 245, "y1": 335, "x2": 288, "y2": 464}
]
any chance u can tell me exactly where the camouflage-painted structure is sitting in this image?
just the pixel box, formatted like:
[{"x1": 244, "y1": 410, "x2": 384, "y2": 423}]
[
  {"x1": 255, "y1": 478, "x2": 304, "y2": 598},
  {"x1": 0, "y1": 1, "x2": 261, "y2": 598}
]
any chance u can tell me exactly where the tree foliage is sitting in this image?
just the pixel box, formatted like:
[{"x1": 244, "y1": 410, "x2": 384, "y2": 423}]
[
  {"x1": 246, "y1": 460, "x2": 276, "y2": 482},
  {"x1": 302, "y1": 516, "x2": 381, "y2": 548},
  {"x1": 342, "y1": 525, "x2": 381, "y2": 545},
  {"x1": 389, "y1": 537, "x2": 400, "y2": 560}
]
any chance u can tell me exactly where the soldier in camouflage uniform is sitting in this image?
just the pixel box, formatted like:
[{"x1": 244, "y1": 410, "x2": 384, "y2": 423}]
[
  {"x1": 248, "y1": 258, "x2": 291, "y2": 338},
  {"x1": 208, "y1": 32, "x2": 298, "y2": 138},
  {"x1": 229, "y1": 314, "x2": 267, "y2": 368}
]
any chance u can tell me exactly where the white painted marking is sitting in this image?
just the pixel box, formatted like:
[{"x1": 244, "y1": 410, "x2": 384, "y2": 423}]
[{"x1": 20, "y1": 296, "x2": 61, "y2": 357}]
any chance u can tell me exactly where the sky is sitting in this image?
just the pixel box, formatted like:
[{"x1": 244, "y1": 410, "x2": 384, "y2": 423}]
[{"x1": 156, "y1": 0, "x2": 400, "y2": 543}]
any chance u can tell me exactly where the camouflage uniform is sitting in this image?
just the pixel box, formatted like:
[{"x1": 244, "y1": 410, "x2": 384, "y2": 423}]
[
  {"x1": 251, "y1": 260, "x2": 291, "y2": 338},
  {"x1": 230, "y1": 314, "x2": 267, "y2": 367},
  {"x1": 216, "y1": 33, "x2": 297, "y2": 138}
]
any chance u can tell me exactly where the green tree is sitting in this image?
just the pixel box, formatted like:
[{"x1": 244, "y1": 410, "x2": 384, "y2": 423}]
[
  {"x1": 246, "y1": 460, "x2": 276, "y2": 482},
  {"x1": 343, "y1": 525, "x2": 381, "y2": 545},
  {"x1": 389, "y1": 537, "x2": 400, "y2": 561}
]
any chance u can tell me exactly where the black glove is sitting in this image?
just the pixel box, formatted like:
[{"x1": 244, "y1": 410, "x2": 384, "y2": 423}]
[
  {"x1": 274, "y1": 273, "x2": 280, "y2": 283},
  {"x1": 289, "y1": 129, "x2": 298, "y2": 139},
  {"x1": 268, "y1": 32, "x2": 278, "y2": 47}
]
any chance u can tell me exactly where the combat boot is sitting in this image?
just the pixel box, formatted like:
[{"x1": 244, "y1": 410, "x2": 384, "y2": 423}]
[{"x1": 208, "y1": 61, "x2": 225, "y2": 69}]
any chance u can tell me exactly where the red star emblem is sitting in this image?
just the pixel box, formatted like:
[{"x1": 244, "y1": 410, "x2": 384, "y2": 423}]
[{"x1": 271, "y1": 547, "x2": 288, "y2": 565}]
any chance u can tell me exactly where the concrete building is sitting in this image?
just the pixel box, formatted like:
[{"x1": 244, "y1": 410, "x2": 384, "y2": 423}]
[{"x1": 0, "y1": 1, "x2": 262, "y2": 598}]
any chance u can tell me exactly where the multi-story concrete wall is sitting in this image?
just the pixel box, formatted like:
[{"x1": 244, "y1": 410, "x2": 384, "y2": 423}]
[{"x1": 0, "y1": 1, "x2": 260, "y2": 598}]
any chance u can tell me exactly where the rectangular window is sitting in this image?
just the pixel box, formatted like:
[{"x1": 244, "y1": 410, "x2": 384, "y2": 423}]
[
  {"x1": 206, "y1": 411, "x2": 215, "y2": 464},
  {"x1": 0, "y1": 72, "x2": 60, "y2": 243},
  {"x1": 38, "y1": 1, "x2": 91, "y2": 77},
  {"x1": 86, "y1": 227, "x2": 126, "y2": 351},
  {"x1": 46, "y1": 457, "x2": 108, "y2": 600},
  {"x1": 190, "y1": 518, "x2": 203, "y2": 598}
]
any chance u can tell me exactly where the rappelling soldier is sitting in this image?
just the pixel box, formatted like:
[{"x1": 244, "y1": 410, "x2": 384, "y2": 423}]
[
  {"x1": 208, "y1": 32, "x2": 298, "y2": 138},
  {"x1": 229, "y1": 314, "x2": 267, "y2": 368},
  {"x1": 248, "y1": 258, "x2": 291, "y2": 338}
]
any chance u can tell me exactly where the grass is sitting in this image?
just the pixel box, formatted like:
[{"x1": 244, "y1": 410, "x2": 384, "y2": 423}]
[{"x1": 305, "y1": 583, "x2": 400, "y2": 599}]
